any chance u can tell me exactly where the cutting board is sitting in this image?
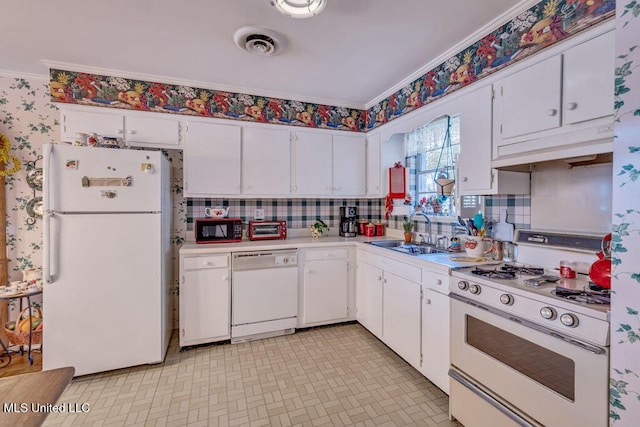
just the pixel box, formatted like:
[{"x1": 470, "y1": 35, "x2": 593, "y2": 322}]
[{"x1": 493, "y1": 209, "x2": 514, "y2": 242}]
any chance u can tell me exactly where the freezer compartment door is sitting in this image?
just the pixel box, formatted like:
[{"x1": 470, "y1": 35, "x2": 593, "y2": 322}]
[
  {"x1": 45, "y1": 144, "x2": 164, "y2": 212},
  {"x1": 43, "y1": 213, "x2": 165, "y2": 376}
]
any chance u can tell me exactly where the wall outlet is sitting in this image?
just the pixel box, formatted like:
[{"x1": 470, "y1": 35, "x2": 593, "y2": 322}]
[{"x1": 255, "y1": 208, "x2": 265, "y2": 220}]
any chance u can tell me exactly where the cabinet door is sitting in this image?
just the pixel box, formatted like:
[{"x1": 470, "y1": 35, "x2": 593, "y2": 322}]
[
  {"x1": 366, "y1": 134, "x2": 381, "y2": 197},
  {"x1": 302, "y1": 258, "x2": 348, "y2": 325},
  {"x1": 180, "y1": 265, "x2": 230, "y2": 346},
  {"x1": 499, "y1": 55, "x2": 562, "y2": 139},
  {"x1": 458, "y1": 86, "x2": 494, "y2": 194},
  {"x1": 383, "y1": 271, "x2": 422, "y2": 368},
  {"x1": 420, "y1": 288, "x2": 450, "y2": 394},
  {"x1": 184, "y1": 121, "x2": 241, "y2": 196},
  {"x1": 60, "y1": 109, "x2": 124, "y2": 142},
  {"x1": 333, "y1": 134, "x2": 366, "y2": 196},
  {"x1": 356, "y1": 261, "x2": 383, "y2": 338},
  {"x1": 126, "y1": 115, "x2": 181, "y2": 147},
  {"x1": 295, "y1": 131, "x2": 333, "y2": 195},
  {"x1": 242, "y1": 127, "x2": 291, "y2": 195},
  {"x1": 563, "y1": 31, "x2": 615, "y2": 125}
]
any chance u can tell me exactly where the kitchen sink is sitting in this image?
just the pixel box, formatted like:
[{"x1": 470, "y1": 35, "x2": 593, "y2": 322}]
[{"x1": 366, "y1": 240, "x2": 448, "y2": 255}]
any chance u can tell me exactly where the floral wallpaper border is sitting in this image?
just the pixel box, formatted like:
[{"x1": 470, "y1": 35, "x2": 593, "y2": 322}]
[
  {"x1": 610, "y1": 0, "x2": 640, "y2": 424},
  {"x1": 366, "y1": 0, "x2": 615, "y2": 130},
  {"x1": 49, "y1": 1, "x2": 614, "y2": 135},
  {"x1": 49, "y1": 69, "x2": 366, "y2": 132}
]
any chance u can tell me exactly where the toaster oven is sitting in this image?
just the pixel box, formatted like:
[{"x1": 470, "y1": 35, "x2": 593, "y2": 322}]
[{"x1": 248, "y1": 220, "x2": 287, "y2": 241}]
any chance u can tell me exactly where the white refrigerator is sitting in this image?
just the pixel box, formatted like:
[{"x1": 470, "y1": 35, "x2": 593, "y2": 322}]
[{"x1": 42, "y1": 143, "x2": 172, "y2": 376}]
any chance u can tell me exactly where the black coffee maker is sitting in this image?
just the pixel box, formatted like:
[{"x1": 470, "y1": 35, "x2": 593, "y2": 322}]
[{"x1": 339, "y1": 206, "x2": 358, "y2": 237}]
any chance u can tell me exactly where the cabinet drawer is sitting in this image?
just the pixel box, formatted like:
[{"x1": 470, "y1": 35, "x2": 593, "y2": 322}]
[
  {"x1": 422, "y1": 270, "x2": 449, "y2": 291},
  {"x1": 381, "y1": 257, "x2": 421, "y2": 284},
  {"x1": 183, "y1": 255, "x2": 229, "y2": 270},
  {"x1": 305, "y1": 248, "x2": 348, "y2": 261}
]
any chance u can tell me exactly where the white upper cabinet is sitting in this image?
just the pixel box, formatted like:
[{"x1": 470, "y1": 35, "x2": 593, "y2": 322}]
[
  {"x1": 183, "y1": 121, "x2": 241, "y2": 197},
  {"x1": 562, "y1": 30, "x2": 615, "y2": 125},
  {"x1": 366, "y1": 133, "x2": 382, "y2": 197},
  {"x1": 295, "y1": 131, "x2": 333, "y2": 195},
  {"x1": 293, "y1": 131, "x2": 366, "y2": 197},
  {"x1": 458, "y1": 86, "x2": 530, "y2": 196},
  {"x1": 492, "y1": 28, "x2": 615, "y2": 165},
  {"x1": 499, "y1": 55, "x2": 562, "y2": 139},
  {"x1": 242, "y1": 127, "x2": 292, "y2": 196},
  {"x1": 333, "y1": 134, "x2": 366, "y2": 196},
  {"x1": 126, "y1": 114, "x2": 182, "y2": 148},
  {"x1": 59, "y1": 106, "x2": 182, "y2": 148},
  {"x1": 60, "y1": 108, "x2": 124, "y2": 141}
]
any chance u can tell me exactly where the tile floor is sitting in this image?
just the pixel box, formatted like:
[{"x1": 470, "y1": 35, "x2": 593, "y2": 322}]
[{"x1": 44, "y1": 323, "x2": 460, "y2": 426}]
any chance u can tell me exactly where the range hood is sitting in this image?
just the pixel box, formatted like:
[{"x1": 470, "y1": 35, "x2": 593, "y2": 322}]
[{"x1": 495, "y1": 152, "x2": 613, "y2": 172}]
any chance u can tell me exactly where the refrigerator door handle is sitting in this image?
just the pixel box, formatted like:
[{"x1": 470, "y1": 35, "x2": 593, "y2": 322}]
[{"x1": 43, "y1": 143, "x2": 54, "y2": 283}]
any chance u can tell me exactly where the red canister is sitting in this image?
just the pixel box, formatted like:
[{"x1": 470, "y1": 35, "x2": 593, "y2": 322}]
[
  {"x1": 365, "y1": 223, "x2": 375, "y2": 237},
  {"x1": 374, "y1": 221, "x2": 385, "y2": 236},
  {"x1": 358, "y1": 219, "x2": 369, "y2": 235}
]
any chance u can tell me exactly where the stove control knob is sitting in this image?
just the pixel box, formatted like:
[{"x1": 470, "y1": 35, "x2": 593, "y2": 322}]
[
  {"x1": 540, "y1": 307, "x2": 556, "y2": 320},
  {"x1": 500, "y1": 294, "x2": 514, "y2": 305},
  {"x1": 457, "y1": 281, "x2": 469, "y2": 291},
  {"x1": 469, "y1": 284, "x2": 481, "y2": 295},
  {"x1": 560, "y1": 313, "x2": 579, "y2": 328}
]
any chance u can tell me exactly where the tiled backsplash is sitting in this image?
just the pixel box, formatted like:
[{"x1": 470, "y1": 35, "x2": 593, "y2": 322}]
[
  {"x1": 484, "y1": 195, "x2": 531, "y2": 230},
  {"x1": 187, "y1": 198, "x2": 385, "y2": 230}
]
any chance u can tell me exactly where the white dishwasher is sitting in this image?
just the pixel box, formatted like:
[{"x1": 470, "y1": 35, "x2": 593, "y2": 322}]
[{"x1": 231, "y1": 250, "x2": 298, "y2": 343}]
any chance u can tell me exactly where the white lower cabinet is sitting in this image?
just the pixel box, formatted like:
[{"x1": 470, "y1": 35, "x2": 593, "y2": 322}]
[
  {"x1": 179, "y1": 254, "x2": 230, "y2": 347},
  {"x1": 299, "y1": 247, "x2": 352, "y2": 327},
  {"x1": 356, "y1": 249, "x2": 450, "y2": 393},
  {"x1": 383, "y1": 271, "x2": 422, "y2": 368},
  {"x1": 355, "y1": 260, "x2": 383, "y2": 338},
  {"x1": 419, "y1": 286, "x2": 450, "y2": 394}
]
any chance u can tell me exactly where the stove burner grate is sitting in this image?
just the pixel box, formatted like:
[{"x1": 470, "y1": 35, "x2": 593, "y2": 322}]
[
  {"x1": 553, "y1": 286, "x2": 611, "y2": 305},
  {"x1": 471, "y1": 267, "x2": 516, "y2": 280},
  {"x1": 500, "y1": 264, "x2": 545, "y2": 276}
]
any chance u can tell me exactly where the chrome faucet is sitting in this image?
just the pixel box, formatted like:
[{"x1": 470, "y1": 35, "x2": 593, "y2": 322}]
[{"x1": 409, "y1": 211, "x2": 432, "y2": 244}]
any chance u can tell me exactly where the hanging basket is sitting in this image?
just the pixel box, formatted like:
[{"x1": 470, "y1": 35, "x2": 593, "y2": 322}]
[{"x1": 436, "y1": 178, "x2": 455, "y2": 196}]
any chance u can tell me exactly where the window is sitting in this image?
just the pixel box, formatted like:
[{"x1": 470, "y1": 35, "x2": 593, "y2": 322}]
[{"x1": 404, "y1": 115, "x2": 482, "y2": 217}]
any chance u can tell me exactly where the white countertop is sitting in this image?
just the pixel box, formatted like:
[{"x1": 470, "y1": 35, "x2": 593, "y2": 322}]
[{"x1": 180, "y1": 232, "x2": 499, "y2": 272}]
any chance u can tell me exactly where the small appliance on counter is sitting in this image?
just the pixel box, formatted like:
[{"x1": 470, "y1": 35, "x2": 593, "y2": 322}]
[
  {"x1": 248, "y1": 220, "x2": 287, "y2": 241},
  {"x1": 339, "y1": 206, "x2": 358, "y2": 237},
  {"x1": 195, "y1": 217, "x2": 243, "y2": 243}
]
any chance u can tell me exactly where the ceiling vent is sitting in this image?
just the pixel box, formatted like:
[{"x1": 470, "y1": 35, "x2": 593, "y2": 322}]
[{"x1": 234, "y1": 27, "x2": 285, "y2": 57}]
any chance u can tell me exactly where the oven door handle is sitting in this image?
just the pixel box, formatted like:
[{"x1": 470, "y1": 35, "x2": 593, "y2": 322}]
[
  {"x1": 450, "y1": 293, "x2": 607, "y2": 355},
  {"x1": 449, "y1": 369, "x2": 537, "y2": 427}
]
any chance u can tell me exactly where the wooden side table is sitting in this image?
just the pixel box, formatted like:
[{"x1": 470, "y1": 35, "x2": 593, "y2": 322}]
[{"x1": 0, "y1": 289, "x2": 43, "y2": 366}]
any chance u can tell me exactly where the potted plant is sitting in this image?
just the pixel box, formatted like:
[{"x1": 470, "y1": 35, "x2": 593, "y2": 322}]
[
  {"x1": 311, "y1": 218, "x2": 329, "y2": 239},
  {"x1": 403, "y1": 217, "x2": 414, "y2": 243}
]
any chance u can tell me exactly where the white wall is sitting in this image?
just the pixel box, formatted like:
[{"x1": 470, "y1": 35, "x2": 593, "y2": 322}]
[{"x1": 531, "y1": 163, "x2": 612, "y2": 234}]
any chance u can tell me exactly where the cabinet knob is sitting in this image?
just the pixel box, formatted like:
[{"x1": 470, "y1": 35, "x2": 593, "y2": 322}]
[
  {"x1": 461, "y1": 177, "x2": 468, "y2": 182},
  {"x1": 377, "y1": 276, "x2": 382, "y2": 281},
  {"x1": 222, "y1": 275, "x2": 229, "y2": 281},
  {"x1": 128, "y1": 130, "x2": 136, "y2": 135},
  {"x1": 547, "y1": 109, "x2": 558, "y2": 117},
  {"x1": 334, "y1": 186, "x2": 341, "y2": 191},
  {"x1": 425, "y1": 298, "x2": 431, "y2": 305},
  {"x1": 117, "y1": 129, "x2": 124, "y2": 134},
  {"x1": 204, "y1": 261, "x2": 213, "y2": 266},
  {"x1": 305, "y1": 269, "x2": 312, "y2": 274},
  {"x1": 435, "y1": 279, "x2": 442, "y2": 285},
  {"x1": 567, "y1": 102, "x2": 578, "y2": 111}
]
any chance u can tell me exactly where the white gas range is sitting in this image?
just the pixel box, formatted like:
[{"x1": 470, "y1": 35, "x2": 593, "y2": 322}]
[{"x1": 448, "y1": 230, "x2": 610, "y2": 427}]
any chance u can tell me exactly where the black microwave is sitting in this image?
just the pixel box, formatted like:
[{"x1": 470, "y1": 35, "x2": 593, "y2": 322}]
[{"x1": 195, "y1": 218, "x2": 243, "y2": 244}]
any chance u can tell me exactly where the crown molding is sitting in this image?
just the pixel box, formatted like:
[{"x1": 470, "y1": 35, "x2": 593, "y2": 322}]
[
  {"x1": 364, "y1": 0, "x2": 538, "y2": 109},
  {"x1": 0, "y1": 68, "x2": 49, "y2": 81},
  {"x1": 42, "y1": 60, "x2": 366, "y2": 110}
]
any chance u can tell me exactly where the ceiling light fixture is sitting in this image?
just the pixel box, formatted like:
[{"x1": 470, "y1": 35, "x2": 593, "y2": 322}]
[{"x1": 270, "y1": 0, "x2": 327, "y2": 19}]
